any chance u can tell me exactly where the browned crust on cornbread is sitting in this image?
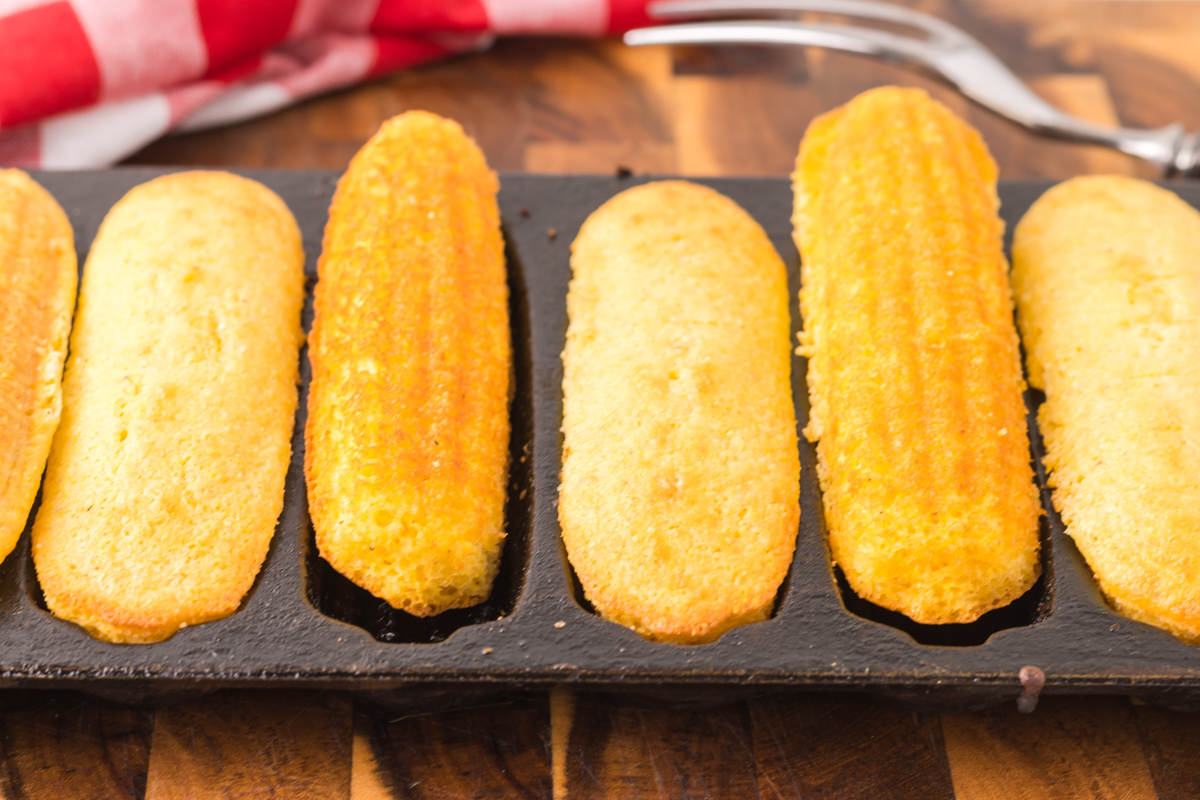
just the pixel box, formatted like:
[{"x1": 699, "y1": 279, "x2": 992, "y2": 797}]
[
  {"x1": 560, "y1": 180, "x2": 800, "y2": 645},
  {"x1": 0, "y1": 170, "x2": 76, "y2": 564},
  {"x1": 794, "y1": 87, "x2": 1041, "y2": 625},
  {"x1": 306, "y1": 111, "x2": 511, "y2": 617},
  {"x1": 31, "y1": 171, "x2": 305, "y2": 644},
  {"x1": 1013, "y1": 175, "x2": 1200, "y2": 643}
]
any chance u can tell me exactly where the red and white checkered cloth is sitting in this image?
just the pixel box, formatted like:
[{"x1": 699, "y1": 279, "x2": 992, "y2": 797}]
[{"x1": 0, "y1": 0, "x2": 653, "y2": 168}]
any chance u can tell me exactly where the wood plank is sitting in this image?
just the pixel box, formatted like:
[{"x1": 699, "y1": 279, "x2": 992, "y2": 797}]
[
  {"x1": 930, "y1": 0, "x2": 1070, "y2": 78},
  {"x1": 941, "y1": 695, "x2": 1158, "y2": 800},
  {"x1": 126, "y1": 40, "x2": 538, "y2": 171},
  {"x1": 349, "y1": 711, "x2": 392, "y2": 800},
  {"x1": 602, "y1": 41, "x2": 675, "y2": 123},
  {"x1": 144, "y1": 690, "x2": 351, "y2": 800},
  {"x1": 1132, "y1": 700, "x2": 1200, "y2": 799},
  {"x1": 673, "y1": 42, "x2": 809, "y2": 81},
  {"x1": 1094, "y1": 36, "x2": 1200, "y2": 134},
  {"x1": 1102, "y1": 30, "x2": 1200, "y2": 92},
  {"x1": 559, "y1": 692, "x2": 760, "y2": 798},
  {"x1": 750, "y1": 692, "x2": 955, "y2": 800},
  {"x1": 550, "y1": 689, "x2": 573, "y2": 800},
  {"x1": 523, "y1": 141, "x2": 676, "y2": 175},
  {"x1": 0, "y1": 692, "x2": 153, "y2": 800},
  {"x1": 673, "y1": 75, "x2": 817, "y2": 176},
  {"x1": 525, "y1": 39, "x2": 674, "y2": 152},
  {"x1": 1027, "y1": 74, "x2": 1139, "y2": 176},
  {"x1": 352, "y1": 695, "x2": 552, "y2": 800},
  {"x1": 523, "y1": 41, "x2": 678, "y2": 174},
  {"x1": 978, "y1": 0, "x2": 1200, "y2": 36},
  {"x1": 356, "y1": 43, "x2": 534, "y2": 172}
]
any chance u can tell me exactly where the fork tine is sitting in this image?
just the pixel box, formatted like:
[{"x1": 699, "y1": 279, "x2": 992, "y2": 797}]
[
  {"x1": 625, "y1": 19, "x2": 930, "y2": 62},
  {"x1": 647, "y1": 0, "x2": 969, "y2": 44}
]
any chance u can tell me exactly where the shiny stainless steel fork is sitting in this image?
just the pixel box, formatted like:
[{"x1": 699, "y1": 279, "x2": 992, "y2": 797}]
[{"x1": 625, "y1": 0, "x2": 1200, "y2": 176}]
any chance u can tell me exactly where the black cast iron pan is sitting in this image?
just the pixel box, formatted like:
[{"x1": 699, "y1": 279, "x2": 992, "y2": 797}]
[{"x1": 8, "y1": 169, "x2": 1200, "y2": 713}]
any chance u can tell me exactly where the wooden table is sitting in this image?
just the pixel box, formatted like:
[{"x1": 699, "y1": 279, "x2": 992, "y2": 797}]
[{"x1": 15, "y1": 1, "x2": 1200, "y2": 797}]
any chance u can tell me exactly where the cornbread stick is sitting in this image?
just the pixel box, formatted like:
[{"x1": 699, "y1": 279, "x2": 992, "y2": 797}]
[
  {"x1": 0, "y1": 170, "x2": 76, "y2": 563},
  {"x1": 1013, "y1": 176, "x2": 1200, "y2": 643},
  {"x1": 306, "y1": 111, "x2": 510, "y2": 616},
  {"x1": 794, "y1": 87, "x2": 1041, "y2": 624},
  {"x1": 560, "y1": 181, "x2": 800, "y2": 645},
  {"x1": 32, "y1": 172, "x2": 305, "y2": 644}
]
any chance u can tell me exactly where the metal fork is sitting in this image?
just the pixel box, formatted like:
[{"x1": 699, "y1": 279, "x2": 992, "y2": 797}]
[{"x1": 624, "y1": 0, "x2": 1200, "y2": 176}]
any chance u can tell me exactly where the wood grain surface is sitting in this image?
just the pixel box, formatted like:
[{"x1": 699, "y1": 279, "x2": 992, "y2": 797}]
[
  {"x1": 0, "y1": 693, "x2": 153, "y2": 799},
  {"x1": 10, "y1": 0, "x2": 1200, "y2": 797},
  {"x1": 351, "y1": 696, "x2": 551, "y2": 799},
  {"x1": 942, "y1": 697, "x2": 1158, "y2": 800},
  {"x1": 144, "y1": 691, "x2": 351, "y2": 800}
]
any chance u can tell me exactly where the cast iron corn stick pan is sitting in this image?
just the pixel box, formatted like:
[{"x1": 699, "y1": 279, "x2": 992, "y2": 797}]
[{"x1": 7, "y1": 168, "x2": 1200, "y2": 712}]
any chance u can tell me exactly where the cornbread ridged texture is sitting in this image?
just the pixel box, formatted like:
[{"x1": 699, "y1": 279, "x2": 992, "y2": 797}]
[
  {"x1": 561, "y1": 181, "x2": 800, "y2": 645},
  {"x1": 32, "y1": 171, "x2": 305, "y2": 644},
  {"x1": 1013, "y1": 176, "x2": 1200, "y2": 642},
  {"x1": 306, "y1": 111, "x2": 511, "y2": 616},
  {"x1": 794, "y1": 87, "x2": 1041, "y2": 624},
  {"x1": 0, "y1": 170, "x2": 76, "y2": 563}
]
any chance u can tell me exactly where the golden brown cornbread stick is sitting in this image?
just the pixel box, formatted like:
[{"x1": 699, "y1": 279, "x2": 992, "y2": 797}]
[
  {"x1": 560, "y1": 181, "x2": 800, "y2": 645},
  {"x1": 0, "y1": 170, "x2": 76, "y2": 563},
  {"x1": 794, "y1": 87, "x2": 1041, "y2": 625},
  {"x1": 32, "y1": 171, "x2": 305, "y2": 644},
  {"x1": 1013, "y1": 176, "x2": 1200, "y2": 643},
  {"x1": 306, "y1": 111, "x2": 511, "y2": 616}
]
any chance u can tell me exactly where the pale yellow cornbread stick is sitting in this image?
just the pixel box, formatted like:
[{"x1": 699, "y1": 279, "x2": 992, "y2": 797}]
[
  {"x1": 306, "y1": 111, "x2": 511, "y2": 616},
  {"x1": 560, "y1": 180, "x2": 800, "y2": 645},
  {"x1": 794, "y1": 87, "x2": 1041, "y2": 625},
  {"x1": 32, "y1": 171, "x2": 305, "y2": 644},
  {"x1": 0, "y1": 170, "x2": 76, "y2": 564},
  {"x1": 1013, "y1": 175, "x2": 1200, "y2": 643}
]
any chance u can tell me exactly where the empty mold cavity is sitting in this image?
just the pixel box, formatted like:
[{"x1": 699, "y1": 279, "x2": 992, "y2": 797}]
[
  {"x1": 17, "y1": 504, "x2": 46, "y2": 616},
  {"x1": 831, "y1": 388, "x2": 1056, "y2": 646},
  {"x1": 308, "y1": 233, "x2": 535, "y2": 643},
  {"x1": 835, "y1": 550, "x2": 1051, "y2": 648}
]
